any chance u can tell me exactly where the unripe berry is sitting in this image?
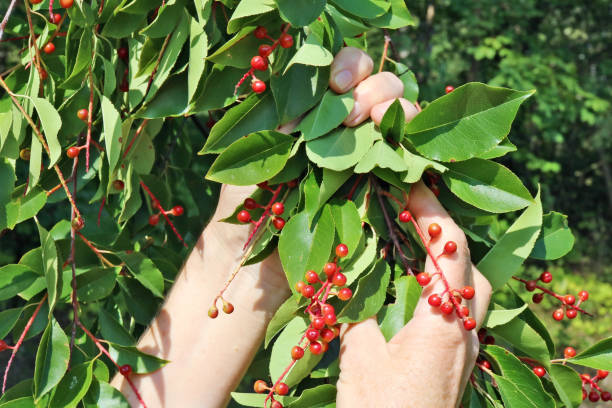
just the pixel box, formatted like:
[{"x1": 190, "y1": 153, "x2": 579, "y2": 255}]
[
  {"x1": 463, "y1": 317, "x2": 476, "y2": 331},
  {"x1": 338, "y1": 287, "x2": 352, "y2": 301},
  {"x1": 398, "y1": 211, "x2": 411, "y2": 223},
  {"x1": 323, "y1": 262, "x2": 336, "y2": 278},
  {"x1": 291, "y1": 346, "x2": 304, "y2": 360},
  {"x1": 306, "y1": 328, "x2": 319, "y2": 341},
  {"x1": 222, "y1": 301, "x2": 234, "y2": 314},
  {"x1": 312, "y1": 317, "x2": 325, "y2": 330},
  {"x1": 275, "y1": 382, "x2": 289, "y2": 396},
  {"x1": 244, "y1": 198, "x2": 257, "y2": 209},
  {"x1": 252, "y1": 80, "x2": 266, "y2": 94},
  {"x1": 533, "y1": 366, "x2": 546, "y2": 378},
  {"x1": 598, "y1": 369, "x2": 609, "y2": 379},
  {"x1": 525, "y1": 280, "x2": 537, "y2": 292},
  {"x1": 53, "y1": 13, "x2": 62, "y2": 24},
  {"x1": 324, "y1": 312, "x2": 336, "y2": 326},
  {"x1": 566, "y1": 309, "x2": 577, "y2": 319},
  {"x1": 444, "y1": 241, "x2": 457, "y2": 254},
  {"x1": 118, "y1": 47, "x2": 128, "y2": 61},
  {"x1": 589, "y1": 390, "x2": 600, "y2": 402},
  {"x1": 77, "y1": 108, "x2": 88, "y2": 121},
  {"x1": 335, "y1": 243, "x2": 349, "y2": 258},
  {"x1": 251, "y1": 56, "x2": 268, "y2": 71},
  {"x1": 149, "y1": 214, "x2": 160, "y2": 226},
  {"x1": 43, "y1": 43, "x2": 56, "y2": 54},
  {"x1": 305, "y1": 270, "x2": 319, "y2": 283},
  {"x1": 279, "y1": 34, "x2": 293, "y2": 48},
  {"x1": 171, "y1": 205, "x2": 184, "y2": 216},
  {"x1": 552, "y1": 309, "x2": 564, "y2": 321},
  {"x1": 258, "y1": 44, "x2": 273, "y2": 57},
  {"x1": 332, "y1": 272, "x2": 346, "y2": 287},
  {"x1": 67, "y1": 146, "x2": 80, "y2": 158},
  {"x1": 0, "y1": 340, "x2": 8, "y2": 352},
  {"x1": 119, "y1": 364, "x2": 132, "y2": 376},
  {"x1": 273, "y1": 217, "x2": 285, "y2": 230},
  {"x1": 445, "y1": 85, "x2": 455, "y2": 94},
  {"x1": 301, "y1": 285, "x2": 315, "y2": 298},
  {"x1": 20, "y1": 148, "x2": 31, "y2": 161},
  {"x1": 532, "y1": 293, "x2": 544, "y2": 303},
  {"x1": 295, "y1": 281, "x2": 305, "y2": 292},
  {"x1": 578, "y1": 290, "x2": 589, "y2": 301},
  {"x1": 440, "y1": 302, "x2": 453, "y2": 315},
  {"x1": 254, "y1": 380, "x2": 267, "y2": 393},
  {"x1": 461, "y1": 286, "x2": 475, "y2": 300},
  {"x1": 320, "y1": 328, "x2": 335, "y2": 343},
  {"x1": 60, "y1": 0, "x2": 74, "y2": 8},
  {"x1": 539, "y1": 271, "x2": 553, "y2": 283},
  {"x1": 113, "y1": 180, "x2": 125, "y2": 191},
  {"x1": 237, "y1": 210, "x2": 251, "y2": 223},
  {"x1": 72, "y1": 217, "x2": 84, "y2": 231},
  {"x1": 208, "y1": 305, "x2": 218, "y2": 318},
  {"x1": 602, "y1": 391, "x2": 611, "y2": 401},
  {"x1": 310, "y1": 341, "x2": 322, "y2": 354},
  {"x1": 428, "y1": 294, "x2": 442, "y2": 307},
  {"x1": 564, "y1": 294, "x2": 576, "y2": 305},
  {"x1": 563, "y1": 346, "x2": 576, "y2": 358},
  {"x1": 428, "y1": 223, "x2": 441, "y2": 238},
  {"x1": 254, "y1": 26, "x2": 267, "y2": 39},
  {"x1": 271, "y1": 202, "x2": 284, "y2": 215},
  {"x1": 321, "y1": 341, "x2": 329, "y2": 353},
  {"x1": 416, "y1": 272, "x2": 431, "y2": 287}
]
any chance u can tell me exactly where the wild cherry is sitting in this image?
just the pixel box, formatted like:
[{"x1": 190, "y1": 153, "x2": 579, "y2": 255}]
[
  {"x1": 323, "y1": 263, "x2": 336, "y2": 278},
  {"x1": 399, "y1": 211, "x2": 411, "y2": 223},
  {"x1": 66, "y1": 146, "x2": 80, "y2": 158},
  {"x1": 532, "y1": 293, "x2": 544, "y2": 303},
  {"x1": 321, "y1": 328, "x2": 335, "y2": 343},
  {"x1": 118, "y1": 47, "x2": 128, "y2": 61},
  {"x1": 324, "y1": 312, "x2": 336, "y2": 326},
  {"x1": 578, "y1": 290, "x2": 589, "y2": 301},
  {"x1": 72, "y1": 217, "x2": 84, "y2": 231},
  {"x1": 310, "y1": 341, "x2": 322, "y2": 354},
  {"x1": 564, "y1": 294, "x2": 575, "y2": 305},
  {"x1": 335, "y1": 243, "x2": 348, "y2": 258},
  {"x1": 552, "y1": 309, "x2": 564, "y2": 321},
  {"x1": 0, "y1": 340, "x2": 8, "y2": 352},
  {"x1": 322, "y1": 304, "x2": 334, "y2": 315},
  {"x1": 19, "y1": 148, "x2": 30, "y2": 161},
  {"x1": 305, "y1": 270, "x2": 319, "y2": 284},
  {"x1": 460, "y1": 306, "x2": 470, "y2": 317},
  {"x1": 564, "y1": 346, "x2": 576, "y2": 358},
  {"x1": 252, "y1": 80, "x2": 266, "y2": 94},
  {"x1": 444, "y1": 241, "x2": 457, "y2": 254},
  {"x1": 291, "y1": 346, "x2": 304, "y2": 360},
  {"x1": 566, "y1": 309, "x2": 577, "y2": 319},
  {"x1": 113, "y1": 180, "x2": 125, "y2": 190},
  {"x1": 332, "y1": 272, "x2": 346, "y2": 287},
  {"x1": 445, "y1": 85, "x2": 454, "y2": 94},
  {"x1": 244, "y1": 198, "x2": 257, "y2": 209},
  {"x1": 301, "y1": 285, "x2": 315, "y2": 298},
  {"x1": 251, "y1": 56, "x2": 268, "y2": 71},
  {"x1": 271, "y1": 401, "x2": 283, "y2": 408},
  {"x1": 533, "y1": 366, "x2": 546, "y2": 378},
  {"x1": 287, "y1": 179, "x2": 298, "y2": 188},
  {"x1": 598, "y1": 370, "x2": 609, "y2": 379},
  {"x1": 275, "y1": 382, "x2": 289, "y2": 396},
  {"x1": 222, "y1": 300, "x2": 234, "y2": 314},
  {"x1": 171, "y1": 205, "x2": 184, "y2": 216},
  {"x1": 525, "y1": 280, "x2": 537, "y2": 292},
  {"x1": 312, "y1": 317, "x2": 325, "y2": 330},
  {"x1": 258, "y1": 44, "x2": 273, "y2": 57},
  {"x1": 208, "y1": 305, "x2": 219, "y2": 318},
  {"x1": 254, "y1": 380, "x2": 267, "y2": 393},
  {"x1": 271, "y1": 202, "x2": 284, "y2": 215},
  {"x1": 416, "y1": 272, "x2": 431, "y2": 286},
  {"x1": 119, "y1": 364, "x2": 132, "y2": 376},
  {"x1": 237, "y1": 210, "x2": 251, "y2": 223},
  {"x1": 60, "y1": 0, "x2": 74, "y2": 8},
  {"x1": 53, "y1": 13, "x2": 62, "y2": 24},
  {"x1": 254, "y1": 26, "x2": 267, "y2": 39},
  {"x1": 119, "y1": 79, "x2": 129, "y2": 92},
  {"x1": 461, "y1": 286, "x2": 475, "y2": 300},
  {"x1": 40, "y1": 69, "x2": 48, "y2": 80},
  {"x1": 589, "y1": 390, "x2": 600, "y2": 402},
  {"x1": 279, "y1": 34, "x2": 293, "y2": 48},
  {"x1": 602, "y1": 392, "x2": 611, "y2": 401},
  {"x1": 77, "y1": 108, "x2": 88, "y2": 121},
  {"x1": 428, "y1": 223, "x2": 441, "y2": 238},
  {"x1": 149, "y1": 214, "x2": 160, "y2": 226},
  {"x1": 463, "y1": 317, "x2": 476, "y2": 331},
  {"x1": 43, "y1": 43, "x2": 56, "y2": 54},
  {"x1": 273, "y1": 217, "x2": 285, "y2": 230},
  {"x1": 428, "y1": 294, "x2": 442, "y2": 307},
  {"x1": 295, "y1": 281, "x2": 306, "y2": 292},
  {"x1": 440, "y1": 302, "x2": 453, "y2": 315},
  {"x1": 540, "y1": 271, "x2": 553, "y2": 283},
  {"x1": 306, "y1": 328, "x2": 319, "y2": 341},
  {"x1": 338, "y1": 287, "x2": 352, "y2": 301}
]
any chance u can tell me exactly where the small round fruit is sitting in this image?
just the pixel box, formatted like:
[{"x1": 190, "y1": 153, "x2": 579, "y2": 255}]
[
  {"x1": 566, "y1": 309, "x2": 577, "y2": 319},
  {"x1": 481, "y1": 360, "x2": 491, "y2": 369},
  {"x1": 291, "y1": 346, "x2": 304, "y2": 360},
  {"x1": 254, "y1": 26, "x2": 267, "y2": 39},
  {"x1": 273, "y1": 217, "x2": 285, "y2": 230},
  {"x1": 533, "y1": 366, "x2": 546, "y2": 378},
  {"x1": 258, "y1": 44, "x2": 273, "y2": 57},
  {"x1": 323, "y1": 262, "x2": 336, "y2": 278},
  {"x1": 252, "y1": 80, "x2": 266, "y2": 94},
  {"x1": 275, "y1": 382, "x2": 289, "y2": 396},
  {"x1": 338, "y1": 287, "x2": 352, "y2": 301},
  {"x1": 463, "y1": 317, "x2": 476, "y2": 331},
  {"x1": 532, "y1": 293, "x2": 544, "y2": 303},
  {"x1": 428, "y1": 294, "x2": 442, "y2": 307},
  {"x1": 237, "y1": 210, "x2": 251, "y2": 223},
  {"x1": 295, "y1": 282, "x2": 306, "y2": 293},
  {"x1": 118, "y1": 47, "x2": 128, "y2": 60},
  {"x1": 254, "y1": 380, "x2": 267, "y2": 393},
  {"x1": 171, "y1": 205, "x2": 184, "y2": 216},
  {"x1": 525, "y1": 280, "x2": 537, "y2": 292},
  {"x1": 552, "y1": 309, "x2": 564, "y2": 321},
  {"x1": 578, "y1": 290, "x2": 589, "y2": 301},
  {"x1": 322, "y1": 304, "x2": 335, "y2": 315},
  {"x1": 223, "y1": 302, "x2": 234, "y2": 314},
  {"x1": 589, "y1": 391, "x2": 600, "y2": 402},
  {"x1": 251, "y1": 55, "x2": 268, "y2": 71},
  {"x1": 208, "y1": 306, "x2": 218, "y2": 318},
  {"x1": 564, "y1": 294, "x2": 576, "y2": 305},
  {"x1": 461, "y1": 286, "x2": 475, "y2": 300},
  {"x1": 445, "y1": 85, "x2": 454, "y2": 94},
  {"x1": 323, "y1": 312, "x2": 336, "y2": 326},
  {"x1": 77, "y1": 108, "x2": 88, "y2": 121},
  {"x1": 20, "y1": 148, "x2": 31, "y2": 161},
  {"x1": 305, "y1": 270, "x2": 319, "y2": 284},
  {"x1": 335, "y1": 243, "x2": 348, "y2": 258},
  {"x1": 60, "y1": 0, "x2": 74, "y2": 8},
  {"x1": 53, "y1": 13, "x2": 62, "y2": 24},
  {"x1": 149, "y1": 214, "x2": 160, "y2": 226},
  {"x1": 112, "y1": 180, "x2": 125, "y2": 190},
  {"x1": 40, "y1": 70, "x2": 48, "y2": 80},
  {"x1": 119, "y1": 79, "x2": 129, "y2": 92},
  {"x1": 119, "y1": 364, "x2": 132, "y2": 376},
  {"x1": 321, "y1": 328, "x2": 335, "y2": 343},
  {"x1": 0, "y1": 340, "x2": 8, "y2": 351},
  {"x1": 428, "y1": 223, "x2": 441, "y2": 238},
  {"x1": 67, "y1": 146, "x2": 80, "y2": 158},
  {"x1": 271, "y1": 401, "x2": 283, "y2": 408},
  {"x1": 279, "y1": 34, "x2": 293, "y2": 48},
  {"x1": 444, "y1": 241, "x2": 457, "y2": 254},
  {"x1": 416, "y1": 272, "x2": 431, "y2": 287},
  {"x1": 271, "y1": 202, "x2": 284, "y2": 215},
  {"x1": 539, "y1": 271, "x2": 553, "y2": 283},
  {"x1": 301, "y1": 285, "x2": 315, "y2": 298},
  {"x1": 460, "y1": 306, "x2": 470, "y2": 317},
  {"x1": 332, "y1": 272, "x2": 346, "y2": 287},
  {"x1": 563, "y1": 346, "x2": 576, "y2": 359},
  {"x1": 399, "y1": 211, "x2": 411, "y2": 223},
  {"x1": 309, "y1": 341, "x2": 322, "y2": 355},
  {"x1": 244, "y1": 198, "x2": 257, "y2": 209},
  {"x1": 602, "y1": 391, "x2": 611, "y2": 401},
  {"x1": 312, "y1": 317, "x2": 325, "y2": 330},
  {"x1": 43, "y1": 42, "x2": 55, "y2": 54},
  {"x1": 306, "y1": 328, "x2": 319, "y2": 341},
  {"x1": 597, "y1": 369, "x2": 609, "y2": 379},
  {"x1": 440, "y1": 302, "x2": 453, "y2": 315},
  {"x1": 484, "y1": 335, "x2": 495, "y2": 345}
]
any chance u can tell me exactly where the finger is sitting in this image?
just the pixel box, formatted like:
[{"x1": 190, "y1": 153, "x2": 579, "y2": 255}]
[
  {"x1": 338, "y1": 317, "x2": 387, "y2": 371},
  {"x1": 471, "y1": 265, "x2": 493, "y2": 327},
  {"x1": 343, "y1": 72, "x2": 404, "y2": 127},
  {"x1": 329, "y1": 47, "x2": 373, "y2": 94},
  {"x1": 370, "y1": 98, "x2": 419, "y2": 126}
]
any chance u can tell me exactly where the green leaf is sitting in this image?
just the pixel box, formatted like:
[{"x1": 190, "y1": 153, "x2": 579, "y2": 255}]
[
  {"x1": 34, "y1": 319, "x2": 70, "y2": 401},
  {"x1": 276, "y1": 0, "x2": 326, "y2": 27},
  {"x1": 368, "y1": 0, "x2": 416, "y2": 29},
  {"x1": 0, "y1": 307, "x2": 23, "y2": 339},
  {"x1": 399, "y1": 148, "x2": 447, "y2": 183},
  {"x1": 379, "y1": 99, "x2": 405, "y2": 142},
  {"x1": 140, "y1": 0, "x2": 186, "y2": 38},
  {"x1": 378, "y1": 276, "x2": 421, "y2": 341},
  {"x1": 190, "y1": 65, "x2": 246, "y2": 112},
  {"x1": 485, "y1": 345, "x2": 555, "y2": 408},
  {"x1": 108, "y1": 344, "x2": 169, "y2": 374},
  {"x1": 478, "y1": 190, "x2": 542, "y2": 290},
  {"x1": 227, "y1": 0, "x2": 276, "y2": 34},
  {"x1": 4, "y1": 186, "x2": 47, "y2": 229},
  {"x1": 207, "y1": 131, "x2": 294, "y2": 185},
  {"x1": 0, "y1": 397, "x2": 35, "y2": 408},
  {"x1": 482, "y1": 303, "x2": 528, "y2": 328},
  {"x1": 83, "y1": 380, "x2": 130, "y2": 408},
  {"x1": 548, "y1": 364, "x2": 582, "y2": 408},
  {"x1": 404, "y1": 83, "x2": 534, "y2": 162},
  {"x1": 285, "y1": 35, "x2": 334, "y2": 73},
  {"x1": 188, "y1": 19, "x2": 208, "y2": 102},
  {"x1": 306, "y1": 121, "x2": 375, "y2": 171},
  {"x1": 265, "y1": 297, "x2": 302, "y2": 348},
  {"x1": 298, "y1": 90, "x2": 354, "y2": 141},
  {"x1": 354, "y1": 140, "x2": 408, "y2": 173},
  {"x1": 331, "y1": 0, "x2": 390, "y2": 18},
  {"x1": 36, "y1": 221, "x2": 61, "y2": 314},
  {"x1": 200, "y1": 93, "x2": 279, "y2": 155},
  {"x1": 231, "y1": 393, "x2": 296, "y2": 407},
  {"x1": 442, "y1": 158, "x2": 534, "y2": 213},
  {"x1": 279, "y1": 207, "x2": 335, "y2": 295},
  {"x1": 489, "y1": 317, "x2": 551, "y2": 365},
  {"x1": 304, "y1": 168, "x2": 352, "y2": 222},
  {"x1": 207, "y1": 27, "x2": 263, "y2": 67},
  {"x1": 76, "y1": 267, "x2": 118, "y2": 302},
  {"x1": 530, "y1": 212, "x2": 574, "y2": 260},
  {"x1": 101, "y1": 95, "x2": 122, "y2": 175},
  {"x1": 478, "y1": 137, "x2": 517, "y2": 159},
  {"x1": 31, "y1": 98, "x2": 61, "y2": 167},
  {"x1": 0, "y1": 265, "x2": 38, "y2": 301},
  {"x1": 338, "y1": 259, "x2": 391, "y2": 323},
  {"x1": 49, "y1": 361, "x2": 93, "y2": 408},
  {"x1": 0, "y1": 158, "x2": 17, "y2": 230},
  {"x1": 61, "y1": 29, "x2": 93, "y2": 89},
  {"x1": 342, "y1": 234, "x2": 377, "y2": 286},
  {"x1": 287, "y1": 384, "x2": 337, "y2": 407},
  {"x1": 329, "y1": 200, "x2": 362, "y2": 257},
  {"x1": 569, "y1": 337, "x2": 612, "y2": 371},
  {"x1": 116, "y1": 252, "x2": 165, "y2": 298},
  {"x1": 99, "y1": 308, "x2": 137, "y2": 346}
]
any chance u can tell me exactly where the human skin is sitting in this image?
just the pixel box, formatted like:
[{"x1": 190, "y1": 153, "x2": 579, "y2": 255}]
[{"x1": 112, "y1": 48, "x2": 492, "y2": 408}]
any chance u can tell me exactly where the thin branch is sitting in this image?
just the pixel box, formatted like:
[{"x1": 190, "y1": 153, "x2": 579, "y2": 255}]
[
  {"x1": 24, "y1": 0, "x2": 45, "y2": 82},
  {"x1": 69, "y1": 155, "x2": 79, "y2": 356},
  {"x1": 378, "y1": 35, "x2": 391, "y2": 73},
  {"x1": 0, "y1": 0, "x2": 18, "y2": 42}
]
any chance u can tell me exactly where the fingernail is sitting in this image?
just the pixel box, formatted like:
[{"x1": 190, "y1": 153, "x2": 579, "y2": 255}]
[{"x1": 334, "y1": 70, "x2": 353, "y2": 92}]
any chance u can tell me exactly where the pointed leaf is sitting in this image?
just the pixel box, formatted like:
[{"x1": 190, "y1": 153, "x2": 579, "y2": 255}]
[
  {"x1": 34, "y1": 319, "x2": 70, "y2": 401},
  {"x1": 298, "y1": 90, "x2": 354, "y2": 141},
  {"x1": 338, "y1": 259, "x2": 391, "y2": 323},
  {"x1": 306, "y1": 121, "x2": 375, "y2": 171}
]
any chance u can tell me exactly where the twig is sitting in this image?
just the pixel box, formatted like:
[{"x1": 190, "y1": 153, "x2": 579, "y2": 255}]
[
  {"x1": 0, "y1": 0, "x2": 18, "y2": 42},
  {"x1": 378, "y1": 35, "x2": 391, "y2": 73},
  {"x1": 69, "y1": 155, "x2": 79, "y2": 356},
  {"x1": 123, "y1": 119, "x2": 149, "y2": 158},
  {"x1": 139, "y1": 181, "x2": 187, "y2": 247},
  {"x1": 23, "y1": 0, "x2": 45, "y2": 82},
  {"x1": 383, "y1": 29, "x2": 400, "y2": 61},
  {"x1": 75, "y1": 231, "x2": 117, "y2": 267}
]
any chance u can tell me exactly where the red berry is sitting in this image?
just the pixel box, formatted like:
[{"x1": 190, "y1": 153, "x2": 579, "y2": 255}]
[
  {"x1": 428, "y1": 294, "x2": 442, "y2": 307},
  {"x1": 481, "y1": 360, "x2": 491, "y2": 369},
  {"x1": 563, "y1": 346, "x2": 576, "y2": 358},
  {"x1": 463, "y1": 317, "x2": 476, "y2": 331},
  {"x1": 208, "y1": 306, "x2": 218, "y2": 318},
  {"x1": 252, "y1": 80, "x2": 266, "y2": 94},
  {"x1": 398, "y1": 211, "x2": 411, "y2": 223},
  {"x1": 271, "y1": 401, "x2": 283, "y2": 408},
  {"x1": 564, "y1": 294, "x2": 576, "y2": 305},
  {"x1": 171, "y1": 205, "x2": 184, "y2": 216},
  {"x1": 60, "y1": 0, "x2": 74, "y2": 8},
  {"x1": 582, "y1": 389, "x2": 587, "y2": 401},
  {"x1": 533, "y1": 366, "x2": 546, "y2": 378},
  {"x1": 332, "y1": 272, "x2": 346, "y2": 287},
  {"x1": 484, "y1": 335, "x2": 495, "y2": 345},
  {"x1": 258, "y1": 44, "x2": 273, "y2": 57},
  {"x1": 271, "y1": 202, "x2": 284, "y2": 215},
  {"x1": 312, "y1": 317, "x2": 325, "y2": 330},
  {"x1": 118, "y1": 47, "x2": 128, "y2": 60},
  {"x1": 597, "y1": 369, "x2": 609, "y2": 379},
  {"x1": 43, "y1": 42, "x2": 55, "y2": 54},
  {"x1": 279, "y1": 34, "x2": 293, "y2": 48},
  {"x1": 428, "y1": 223, "x2": 441, "y2": 238},
  {"x1": 445, "y1": 85, "x2": 455, "y2": 94},
  {"x1": 254, "y1": 26, "x2": 267, "y2": 39},
  {"x1": 525, "y1": 280, "x2": 537, "y2": 292},
  {"x1": 113, "y1": 180, "x2": 125, "y2": 190},
  {"x1": 338, "y1": 287, "x2": 352, "y2": 301},
  {"x1": 275, "y1": 382, "x2": 289, "y2": 396},
  {"x1": 444, "y1": 241, "x2": 457, "y2": 254},
  {"x1": 254, "y1": 380, "x2": 267, "y2": 393},
  {"x1": 306, "y1": 328, "x2": 319, "y2": 341},
  {"x1": 578, "y1": 290, "x2": 589, "y2": 301},
  {"x1": 301, "y1": 285, "x2": 315, "y2": 298},
  {"x1": 320, "y1": 328, "x2": 335, "y2": 343},
  {"x1": 31, "y1": 0, "x2": 43, "y2": 3},
  {"x1": 244, "y1": 198, "x2": 257, "y2": 209},
  {"x1": 119, "y1": 79, "x2": 129, "y2": 92},
  {"x1": 0, "y1": 340, "x2": 8, "y2": 351},
  {"x1": 589, "y1": 390, "x2": 600, "y2": 402},
  {"x1": 460, "y1": 306, "x2": 470, "y2": 317},
  {"x1": 566, "y1": 309, "x2": 577, "y2": 319},
  {"x1": 119, "y1": 364, "x2": 132, "y2": 376},
  {"x1": 478, "y1": 328, "x2": 487, "y2": 342},
  {"x1": 310, "y1": 341, "x2": 322, "y2": 354},
  {"x1": 237, "y1": 210, "x2": 251, "y2": 223},
  {"x1": 53, "y1": 13, "x2": 62, "y2": 24},
  {"x1": 602, "y1": 391, "x2": 611, "y2": 401},
  {"x1": 461, "y1": 286, "x2": 475, "y2": 300},
  {"x1": 287, "y1": 179, "x2": 298, "y2": 188},
  {"x1": 40, "y1": 69, "x2": 48, "y2": 80},
  {"x1": 295, "y1": 281, "x2": 305, "y2": 292},
  {"x1": 539, "y1": 271, "x2": 553, "y2": 283},
  {"x1": 552, "y1": 309, "x2": 564, "y2": 321},
  {"x1": 251, "y1": 56, "x2": 268, "y2": 71},
  {"x1": 335, "y1": 243, "x2": 349, "y2": 258},
  {"x1": 324, "y1": 312, "x2": 336, "y2": 326},
  {"x1": 440, "y1": 302, "x2": 453, "y2": 315},
  {"x1": 322, "y1": 304, "x2": 334, "y2": 315},
  {"x1": 416, "y1": 272, "x2": 431, "y2": 287},
  {"x1": 305, "y1": 270, "x2": 319, "y2": 284},
  {"x1": 532, "y1": 293, "x2": 544, "y2": 303},
  {"x1": 223, "y1": 302, "x2": 234, "y2": 314},
  {"x1": 291, "y1": 346, "x2": 304, "y2": 360},
  {"x1": 273, "y1": 217, "x2": 285, "y2": 230},
  {"x1": 323, "y1": 263, "x2": 336, "y2": 278},
  {"x1": 77, "y1": 108, "x2": 88, "y2": 121},
  {"x1": 149, "y1": 214, "x2": 160, "y2": 226},
  {"x1": 66, "y1": 146, "x2": 80, "y2": 158}
]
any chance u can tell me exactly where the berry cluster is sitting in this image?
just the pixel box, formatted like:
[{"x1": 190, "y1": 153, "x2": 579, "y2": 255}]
[
  {"x1": 238, "y1": 197, "x2": 286, "y2": 231},
  {"x1": 514, "y1": 272, "x2": 591, "y2": 320},
  {"x1": 580, "y1": 369, "x2": 610, "y2": 402},
  {"x1": 234, "y1": 25, "x2": 294, "y2": 95},
  {"x1": 255, "y1": 244, "x2": 351, "y2": 408},
  {"x1": 148, "y1": 205, "x2": 184, "y2": 226}
]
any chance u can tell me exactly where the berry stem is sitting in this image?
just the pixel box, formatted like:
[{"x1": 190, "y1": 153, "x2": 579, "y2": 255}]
[
  {"x1": 69, "y1": 154, "x2": 80, "y2": 356},
  {"x1": 123, "y1": 119, "x2": 149, "y2": 159},
  {"x1": 511, "y1": 276, "x2": 593, "y2": 316},
  {"x1": 0, "y1": 0, "x2": 18, "y2": 42},
  {"x1": 139, "y1": 181, "x2": 188, "y2": 248},
  {"x1": 345, "y1": 174, "x2": 364, "y2": 200},
  {"x1": 23, "y1": 1, "x2": 45, "y2": 84},
  {"x1": 378, "y1": 35, "x2": 391, "y2": 73},
  {"x1": 76, "y1": 231, "x2": 117, "y2": 267},
  {"x1": 243, "y1": 184, "x2": 284, "y2": 250}
]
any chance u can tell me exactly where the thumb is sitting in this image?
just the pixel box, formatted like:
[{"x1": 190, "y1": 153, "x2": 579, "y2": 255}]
[{"x1": 338, "y1": 317, "x2": 387, "y2": 372}]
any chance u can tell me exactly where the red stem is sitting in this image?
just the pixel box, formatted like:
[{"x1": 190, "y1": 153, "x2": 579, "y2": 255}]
[
  {"x1": 123, "y1": 120, "x2": 149, "y2": 158},
  {"x1": 243, "y1": 184, "x2": 283, "y2": 250},
  {"x1": 346, "y1": 175, "x2": 363, "y2": 200},
  {"x1": 85, "y1": 64, "x2": 94, "y2": 172},
  {"x1": 139, "y1": 181, "x2": 187, "y2": 247}
]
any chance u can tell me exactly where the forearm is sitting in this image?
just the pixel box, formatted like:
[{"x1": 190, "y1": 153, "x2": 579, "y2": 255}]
[{"x1": 112, "y1": 221, "x2": 290, "y2": 407}]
